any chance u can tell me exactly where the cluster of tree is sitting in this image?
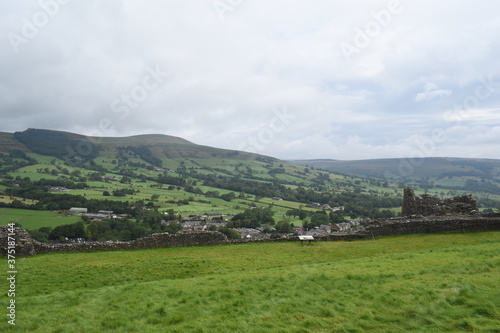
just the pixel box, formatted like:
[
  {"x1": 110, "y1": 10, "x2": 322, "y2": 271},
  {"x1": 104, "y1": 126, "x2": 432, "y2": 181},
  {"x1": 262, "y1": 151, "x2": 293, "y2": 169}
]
[
  {"x1": 204, "y1": 190, "x2": 220, "y2": 198},
  {"x1": 268, "y1": 167, "x2": 286, "y2": 175},
  {"x1": 184, "y1": 185, "x2": 203, "y2": 195},
  {"x1": 29, "y1": 221, "x2": 86, "y2": 242},
  {"x1": 86, "y1": 219, "x2": 149, "y2": 241},
  {"x1": 109, "y1": 157, "x2": 156, "y2": 171},
  {"x1": 30, "y1": 219, "x2": 146, "y2": 243},
  {"x1": 1, "y1": 175, "x2": 32, "y2": 188},
  {"x1": 227, "y1": 207, "x2": 275, "y2": 228},
  {"x1": 165, "y1": 199, "x2": 190, "y2": 206},
  {"x1": 34, "y1": 179, "x2": 87, "y2": 189},
  {"x1": 0, "y1": 161, "x2": 31, "y2": 174},
  {"x1": 157, "y1": 174, "x2": 186, "y2": 187},
  {"x1": 477, "y1": 197, "x2": 500, "y2": 210},
  {"x1": 285, "y1": 208, "x2": 309, "y2": 220},
  {"x1": 220, "y1": 192, "x2": 236, "y2": 202},
  {"x1": 213, "y1": 226, "x2": 241, "y2": 239},
  {"x1": 112, "y1": 188, "x2": 137, "y2": 197},
  {"x1": 4, "y1": 149, "x2": 38, "y2": 163},
  {"x1": 0, "y1": 150, "x2": 37, "y2": 174},
  {"x1": 274, "y1": 220, "x2": 293, "y2": 233}
]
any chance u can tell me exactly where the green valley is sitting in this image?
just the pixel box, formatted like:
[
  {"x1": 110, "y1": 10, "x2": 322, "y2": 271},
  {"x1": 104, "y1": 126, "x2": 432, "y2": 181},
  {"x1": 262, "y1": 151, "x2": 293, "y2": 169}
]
[{"x1": 0, "y1": 129, "x2": 498, "y2": 242}]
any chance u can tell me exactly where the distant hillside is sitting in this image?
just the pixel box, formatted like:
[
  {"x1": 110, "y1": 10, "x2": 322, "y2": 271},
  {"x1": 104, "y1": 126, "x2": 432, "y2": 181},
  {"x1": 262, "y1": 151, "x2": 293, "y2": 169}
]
[
  {"x1": 292, "y1": 158, "x2": 500, "y2": 180},
  {"x1": 292, "y1": 157, "x2": 500, "y2": 194},
  {"x1": 2, "y1": 128, "x2": 275, "y2": 163},
  {"x1": 0, "y1": 131, "x2": 31, "y2": 152}
]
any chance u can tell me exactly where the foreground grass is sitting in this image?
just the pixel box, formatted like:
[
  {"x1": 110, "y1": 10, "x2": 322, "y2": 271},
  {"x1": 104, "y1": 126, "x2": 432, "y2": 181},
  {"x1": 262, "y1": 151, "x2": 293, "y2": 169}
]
[{"x1": 1, "y1": 232, "x2": 499, "y2": 332}]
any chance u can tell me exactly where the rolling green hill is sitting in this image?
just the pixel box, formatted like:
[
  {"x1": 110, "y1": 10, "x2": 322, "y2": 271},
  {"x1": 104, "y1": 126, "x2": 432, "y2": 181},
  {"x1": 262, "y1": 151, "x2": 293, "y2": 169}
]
[
  {"x1": 2, "y1": 129, "x2": 269, "y2": 162},
  {"x1": 1, "y1": 129, "x2": 408, "y2": 235},
  {"x1": 0, "y1": 129, "x2": 499, "y2": 235}
]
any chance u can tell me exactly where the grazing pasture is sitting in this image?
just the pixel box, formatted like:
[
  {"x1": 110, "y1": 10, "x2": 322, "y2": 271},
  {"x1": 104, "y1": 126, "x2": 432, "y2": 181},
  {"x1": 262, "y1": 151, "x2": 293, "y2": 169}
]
[
  {"x1": 1, "y1": 232, "x2": 499, "y2": 332},
  {"x1": 0, "y1": 208, "x2": 80, "y2": 230}
]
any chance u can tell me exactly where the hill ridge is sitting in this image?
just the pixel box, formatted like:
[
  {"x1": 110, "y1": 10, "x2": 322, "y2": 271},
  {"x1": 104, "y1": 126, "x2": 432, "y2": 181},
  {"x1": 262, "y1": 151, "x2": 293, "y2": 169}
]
[
  {"x1": 1, "y1": 128, "x2": 278, "y2": 162},
  {"x1": 292, "y1": 157, "x2": 500, "y2": 182}
]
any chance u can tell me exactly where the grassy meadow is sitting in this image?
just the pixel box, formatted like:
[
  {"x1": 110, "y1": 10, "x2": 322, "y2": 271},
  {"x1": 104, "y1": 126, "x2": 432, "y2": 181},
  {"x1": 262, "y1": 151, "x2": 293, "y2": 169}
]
[
  {"x1": 0, "y1": 208, "x2": 81, "y2": 230},
  {"x1": 1, "y1": 232, "x2": 499, "y2": 332}
]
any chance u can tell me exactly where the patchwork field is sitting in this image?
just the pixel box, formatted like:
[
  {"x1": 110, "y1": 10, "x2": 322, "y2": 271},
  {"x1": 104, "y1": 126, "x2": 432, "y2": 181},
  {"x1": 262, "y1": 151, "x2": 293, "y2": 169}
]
[{"x1": 1, "y1": 232, "x2": 499, "y2": 332}]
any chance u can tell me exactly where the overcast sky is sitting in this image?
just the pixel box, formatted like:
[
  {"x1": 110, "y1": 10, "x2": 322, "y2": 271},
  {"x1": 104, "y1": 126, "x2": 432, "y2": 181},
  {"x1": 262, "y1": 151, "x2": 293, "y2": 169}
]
[{"x1": 1, "y1": 1, "x2": 499, "y2": 160}]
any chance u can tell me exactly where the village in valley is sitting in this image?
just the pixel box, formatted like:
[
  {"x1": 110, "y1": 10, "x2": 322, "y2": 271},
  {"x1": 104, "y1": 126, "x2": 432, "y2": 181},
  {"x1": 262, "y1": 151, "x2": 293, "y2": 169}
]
[{"x1": 65, "y1": 199, "x2": 364, "y2": 242}]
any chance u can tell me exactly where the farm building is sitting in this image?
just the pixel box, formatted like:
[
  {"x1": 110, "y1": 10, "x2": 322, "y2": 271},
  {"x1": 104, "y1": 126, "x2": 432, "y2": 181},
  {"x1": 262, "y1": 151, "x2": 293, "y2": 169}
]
[{"x1": 69, "y1": 207, "x2": 88, "y2": 214}]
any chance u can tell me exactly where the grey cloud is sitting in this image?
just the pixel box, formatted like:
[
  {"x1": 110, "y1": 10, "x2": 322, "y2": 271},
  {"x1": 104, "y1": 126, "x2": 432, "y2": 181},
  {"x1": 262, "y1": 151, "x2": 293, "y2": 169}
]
[{"x1": 0, "y1": 0, "x2": 499, "y2": 160}]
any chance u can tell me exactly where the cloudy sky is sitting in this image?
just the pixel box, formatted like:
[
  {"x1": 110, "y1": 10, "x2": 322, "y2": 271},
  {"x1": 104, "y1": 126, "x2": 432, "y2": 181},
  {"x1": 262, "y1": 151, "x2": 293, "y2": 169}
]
[{"x1": 1, "y1": 1, "x2": 499, "y2": 160}]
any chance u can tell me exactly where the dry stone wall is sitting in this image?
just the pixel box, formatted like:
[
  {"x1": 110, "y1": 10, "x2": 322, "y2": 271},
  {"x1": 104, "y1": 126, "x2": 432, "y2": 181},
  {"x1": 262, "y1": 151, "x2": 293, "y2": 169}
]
[
  {"x1": 363, "y1": 215, "x2": 500, "y2": 237},
  {"x1": 1, "y1": 214, "x2": 500, "y2": 256},
  {"x1": 0, "y1": 228, "x2": 227, "y2": 257}
]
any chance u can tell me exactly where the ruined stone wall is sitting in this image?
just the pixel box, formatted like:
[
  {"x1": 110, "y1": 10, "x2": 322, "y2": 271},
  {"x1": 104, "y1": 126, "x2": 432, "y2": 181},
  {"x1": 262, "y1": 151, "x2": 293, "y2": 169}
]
[
  {"x1": 0, "y1": 226, "x2": 37, "y2": 257},
  {"x1": 401, "y1": 187, "x2": 417, "y2": 217},
  {"x1": 402, "y1": 187, "x2": 477, "y2": 216}
]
